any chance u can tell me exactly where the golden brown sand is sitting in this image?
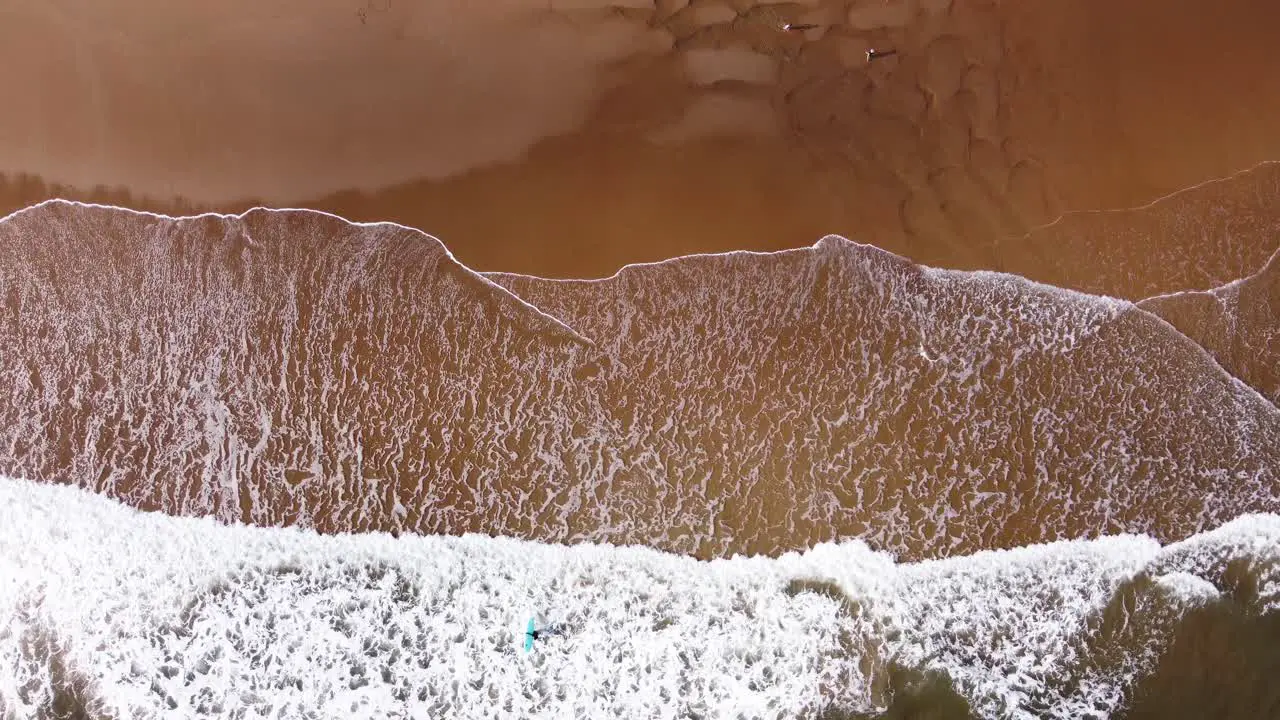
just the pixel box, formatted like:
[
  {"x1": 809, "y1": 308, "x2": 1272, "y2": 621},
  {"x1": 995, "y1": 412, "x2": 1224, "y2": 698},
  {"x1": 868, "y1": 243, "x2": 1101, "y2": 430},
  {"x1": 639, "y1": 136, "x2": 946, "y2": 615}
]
[
  {"x1": 1, "y1": 0, "x2": 1278, "y2": 558},
  {"x1": 3, "y1": 0, "x2": 1279, "y2": 288}
]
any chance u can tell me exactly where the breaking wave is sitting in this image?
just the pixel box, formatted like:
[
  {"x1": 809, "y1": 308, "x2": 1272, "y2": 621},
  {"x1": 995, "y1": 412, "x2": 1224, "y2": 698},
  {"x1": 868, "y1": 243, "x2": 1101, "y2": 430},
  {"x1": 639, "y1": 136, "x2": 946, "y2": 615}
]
[{"x1": 1, "y1": 478, "x2": 1277, "y2": 719}]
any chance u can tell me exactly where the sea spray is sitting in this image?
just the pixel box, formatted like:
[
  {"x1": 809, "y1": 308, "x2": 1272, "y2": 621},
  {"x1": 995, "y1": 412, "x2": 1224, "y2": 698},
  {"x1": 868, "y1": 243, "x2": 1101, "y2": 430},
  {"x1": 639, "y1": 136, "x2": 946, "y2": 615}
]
[{"x1": 2, "y1": 477, "x2": 1277, "y2": 719}]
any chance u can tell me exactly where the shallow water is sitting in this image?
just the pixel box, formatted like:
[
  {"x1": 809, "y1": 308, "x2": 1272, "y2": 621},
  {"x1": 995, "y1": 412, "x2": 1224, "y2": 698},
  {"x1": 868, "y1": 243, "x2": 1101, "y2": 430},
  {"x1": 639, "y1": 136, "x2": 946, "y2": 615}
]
[{"x1": 0, "y1": 202, "x2": 1274, "y2": 562}]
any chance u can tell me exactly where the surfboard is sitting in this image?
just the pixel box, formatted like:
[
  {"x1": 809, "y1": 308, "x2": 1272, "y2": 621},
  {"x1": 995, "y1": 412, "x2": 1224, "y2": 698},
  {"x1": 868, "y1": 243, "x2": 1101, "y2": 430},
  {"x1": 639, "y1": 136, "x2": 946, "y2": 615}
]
[{"x1": 524, "y1": 618, "x2": 536, "y2": 652}]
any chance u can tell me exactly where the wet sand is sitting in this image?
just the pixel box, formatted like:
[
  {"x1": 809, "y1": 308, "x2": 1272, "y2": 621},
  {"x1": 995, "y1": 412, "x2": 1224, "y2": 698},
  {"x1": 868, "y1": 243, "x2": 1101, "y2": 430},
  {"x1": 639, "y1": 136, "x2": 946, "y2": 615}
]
[{"x1": 3, "y1": 0, "x2": 1280, "y2": 285}]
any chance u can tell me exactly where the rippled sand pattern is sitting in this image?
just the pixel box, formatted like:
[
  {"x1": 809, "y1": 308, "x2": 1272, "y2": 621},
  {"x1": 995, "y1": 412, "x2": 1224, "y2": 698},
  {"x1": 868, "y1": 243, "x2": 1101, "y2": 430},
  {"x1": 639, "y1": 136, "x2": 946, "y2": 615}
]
[{"x1": 1, "y1": 202, "x2": 1275, "y2": 560}]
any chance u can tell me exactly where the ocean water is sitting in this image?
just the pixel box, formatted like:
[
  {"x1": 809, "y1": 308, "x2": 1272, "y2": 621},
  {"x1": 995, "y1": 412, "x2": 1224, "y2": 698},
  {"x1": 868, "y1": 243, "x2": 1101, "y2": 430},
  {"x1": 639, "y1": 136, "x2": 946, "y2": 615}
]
[
  {"x1": 1138, "y1": 245, "x2": 1280, "y2": 405},
  {"x1": 1, "y1": 476, "x2": 1277, "y2": 720},
  {"x1": 0, "y1": 201, "x2": 1275, "y2": 562},
  {"x1": 0, "y1": 198, "x2": 1277, "y2": 719}
]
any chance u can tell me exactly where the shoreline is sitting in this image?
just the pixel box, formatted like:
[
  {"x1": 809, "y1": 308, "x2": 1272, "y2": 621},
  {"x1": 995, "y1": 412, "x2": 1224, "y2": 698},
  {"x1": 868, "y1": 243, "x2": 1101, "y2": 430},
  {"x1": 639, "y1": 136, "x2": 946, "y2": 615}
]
[{"x1": 3, "y1": 0, "x2": 1280, "y2": 282}]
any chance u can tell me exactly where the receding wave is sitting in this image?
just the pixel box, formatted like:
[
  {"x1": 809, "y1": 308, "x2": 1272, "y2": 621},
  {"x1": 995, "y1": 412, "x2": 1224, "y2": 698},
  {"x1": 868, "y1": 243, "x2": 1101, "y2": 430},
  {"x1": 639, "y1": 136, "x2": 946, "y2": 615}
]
[
  {"x1": 0, "y1": 201, "x2": 1276, "y2": 561},
  {"x1": 1, "y1": 477, "x2": 1276, "y2": 719},
  {"x1": 1139, "y1": 245, "x2": 1279, "y2": 405},
  {"x1": 999, "y1": 161, "x2": 1280, "y2": 299}
]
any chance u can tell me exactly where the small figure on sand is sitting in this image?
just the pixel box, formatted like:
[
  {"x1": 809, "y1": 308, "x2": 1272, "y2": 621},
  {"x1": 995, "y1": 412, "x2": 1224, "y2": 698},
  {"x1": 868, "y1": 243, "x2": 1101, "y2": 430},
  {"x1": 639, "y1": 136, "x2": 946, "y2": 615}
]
[{"x1": 866, "y1": 48, "x2": 898, "y2": 62}]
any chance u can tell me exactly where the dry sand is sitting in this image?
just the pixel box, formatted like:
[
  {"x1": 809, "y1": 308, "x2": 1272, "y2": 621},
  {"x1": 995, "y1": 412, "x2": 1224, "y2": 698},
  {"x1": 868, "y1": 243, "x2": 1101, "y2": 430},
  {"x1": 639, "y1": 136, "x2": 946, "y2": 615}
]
[{"x1": 3, "y1": 0, "x2": 1280, "y2": 288}]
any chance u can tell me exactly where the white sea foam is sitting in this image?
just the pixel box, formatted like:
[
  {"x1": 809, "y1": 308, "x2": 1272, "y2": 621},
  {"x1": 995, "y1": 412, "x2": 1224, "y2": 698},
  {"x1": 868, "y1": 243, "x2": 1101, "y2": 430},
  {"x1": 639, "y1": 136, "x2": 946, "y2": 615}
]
[
  {"x1": 2, "y1": 203, "x2": 1275, "y2": 564},
  {"x1": 1, "y1": 477, "x2": 1276, "y2": 720}
]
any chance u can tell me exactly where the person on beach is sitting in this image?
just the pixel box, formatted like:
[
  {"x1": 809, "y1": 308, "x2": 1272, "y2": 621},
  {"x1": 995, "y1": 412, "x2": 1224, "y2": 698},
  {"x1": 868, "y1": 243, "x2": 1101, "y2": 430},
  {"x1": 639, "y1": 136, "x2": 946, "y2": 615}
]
[{"x1": 779, "y1": 23, "x2": 897, "y2": 63}]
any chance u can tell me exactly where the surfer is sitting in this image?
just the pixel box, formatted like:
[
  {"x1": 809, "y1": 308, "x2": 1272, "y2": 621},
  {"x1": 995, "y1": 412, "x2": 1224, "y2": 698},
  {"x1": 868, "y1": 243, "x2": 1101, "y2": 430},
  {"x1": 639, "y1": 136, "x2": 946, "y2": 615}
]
[
  {"x1": 866, "y1": 48, "x2": 898, "y2": 62},
  {"x1": 536, "y1": 624, "x2": 566, "y2": 639},
  {"x1": 781, "y1": 23, "x2": 821, "y2": 31},
  {"x1": 524, "y1": 619, "x2": 567, "y2": 651}
]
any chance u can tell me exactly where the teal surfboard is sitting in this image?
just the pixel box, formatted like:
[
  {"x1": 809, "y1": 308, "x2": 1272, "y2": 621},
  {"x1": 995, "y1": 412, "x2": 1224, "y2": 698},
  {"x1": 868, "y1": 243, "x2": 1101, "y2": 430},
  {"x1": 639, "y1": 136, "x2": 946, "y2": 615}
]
[{"x1": 524, "y1": 618, "x2": 536, "y2": 652}]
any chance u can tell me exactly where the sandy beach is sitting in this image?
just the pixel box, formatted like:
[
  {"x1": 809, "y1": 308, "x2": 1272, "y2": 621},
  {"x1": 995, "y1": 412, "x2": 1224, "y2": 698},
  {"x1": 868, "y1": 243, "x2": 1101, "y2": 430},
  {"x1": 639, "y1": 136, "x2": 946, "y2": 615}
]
[
  {"x1": 2, "y1": 4, "x2": 1279, "y2": 716},
  {"x1": 2, "y1": 0, "x2": 1279, "y2": 283}
]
